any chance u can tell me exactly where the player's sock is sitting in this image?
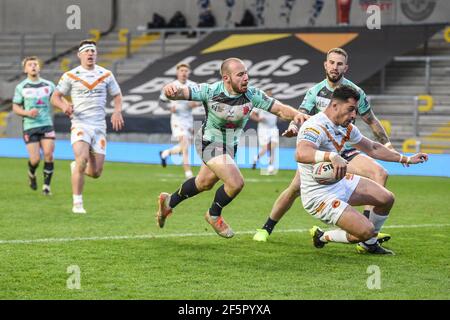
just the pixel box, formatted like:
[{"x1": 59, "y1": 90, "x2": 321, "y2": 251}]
[
  {"x1": 364, "y1": 211, "x2": 389, "y2": 245},
  {"x1": 185, "y1": 170, "x2": 193, "y2": 179},
  {"x1": 169, "y1": 177, "x2": 199, "y2": 208},
  {"x1": 363, "y1": 209, "x2": 370, "y2": 219},
  {"x1": 262, "y1": 217, "x2": 278, "y2": 234},
  {"x1": 43, "y1": 162, "x2": 54, "y2": 186},
  {"x1": 320, "y1": 229, "x2": 350, "y2": 243},
  {"x1": 209, "y1": 185, "x2": 234, "y2": 217},
  {"x1": 169, "y1": 144, "x2": 182, "y2": 155},
  {"x1": 73, "y1": 194, "x2": 83, "y2": 203},
  {"x1": 28, "y1": 161, "x2": 38, "y2": 176},
  {"x1": 161, "y1": 149, "x2": 170, "y2": 159},
  {"x1": 252, "y1": 155, "x2": 258, "y2": 169}
]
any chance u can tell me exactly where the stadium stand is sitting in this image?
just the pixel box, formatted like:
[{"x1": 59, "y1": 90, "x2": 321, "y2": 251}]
[
  {"x1": 359, "y1": 28, "x2": 450, "y2": 153},
  {"x1": 0, "y1": 25, "x2": 448, "y2": 154}
]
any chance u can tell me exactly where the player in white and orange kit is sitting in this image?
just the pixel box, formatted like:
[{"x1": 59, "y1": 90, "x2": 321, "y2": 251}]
[
  {"x1": 251, "y1": 90, "x2": 279, "y2": 175},
  {"x1": 159, "y1": 63, "x2": 199, "y2": 179},
  {"x1": 296, "y1": 85, "x2": 428, "y2": 254},
  {"x1": 51, "y1": 40, "x2": 124, "y2": 214}
]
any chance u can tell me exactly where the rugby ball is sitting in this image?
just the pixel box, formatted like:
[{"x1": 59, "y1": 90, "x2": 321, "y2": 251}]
[{"x1": 312, "y1": 162, "x2": 341, "y2": 185}]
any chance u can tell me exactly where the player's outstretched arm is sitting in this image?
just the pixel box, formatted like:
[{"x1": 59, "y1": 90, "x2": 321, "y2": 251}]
[
  {"x1": 354, "y1": 136, "x2": 428, "y2": 165},
  {"x1": 361, "y1": 110, "x2": 390, "y2": 145},
  {"x1": 51, "y1": 90, "x2": 73, "y2": 117},
  {"x1": 163, "y1": 83, "x2": 190, "y2": 101},
  {"x1": 270, "y1": 101, "x2": 309, "y2": 124},
  {"x1": 361, "y1": 110, "x2": 409, "y2": 167},
  {"x1": 111, "y1": 93, "x2": 124, "y2": 131}
]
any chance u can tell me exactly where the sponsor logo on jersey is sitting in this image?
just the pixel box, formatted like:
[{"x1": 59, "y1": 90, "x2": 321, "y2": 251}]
[
  {"x1": 305, "y1": 127, "x2": 321, "y2": 135},
  {"x1": 302, "y1": 132, "x2": 319, "y2": 143}
]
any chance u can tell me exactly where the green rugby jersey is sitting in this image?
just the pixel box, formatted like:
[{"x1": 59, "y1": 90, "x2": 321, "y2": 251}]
[
  {"x1": 299, "y1": 78, "x2": 370, "y2": 151},
  {"x1": 13, "y1": 78, "x2": 55, "y2": 131},
  {"x1": 189, "y1": 81, "x2": 275, "y2": 145},
  {"x1": 299, "y1": 78, "x2": 370, "y2": 116}
]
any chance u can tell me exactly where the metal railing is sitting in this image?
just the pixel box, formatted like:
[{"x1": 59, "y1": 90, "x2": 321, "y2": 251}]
[
  {"x1": 0, "y1": 26, "x2": 254, "y2": 63},
  {"x1": 380, "y1": 56, "x2": 450, "y2": 94},
  {"x1": 0, "y1": 29, "x2": 205, "y2": 79},
  {"x1": 0, "y1": 32, "x2": 92, "y2": 60},
  {"x1": 3, "y1": 29, "x2": 450, "y2": 88}
]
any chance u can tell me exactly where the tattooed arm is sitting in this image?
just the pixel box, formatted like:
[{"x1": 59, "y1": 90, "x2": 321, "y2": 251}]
[{"x1": 361, "y1": 109, "x2": 391, "y2": 146}]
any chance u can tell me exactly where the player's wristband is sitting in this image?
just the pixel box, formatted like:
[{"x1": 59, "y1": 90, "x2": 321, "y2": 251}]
[
  {"x1": 384, "y1": 142, "x2": 393, "y2": 149},
  {"x1": 399, "y1": 154, "x2": 410, "y2": 164},
  {"x1": 314, "y1": 151, "x2": 338, "y2": 163}
]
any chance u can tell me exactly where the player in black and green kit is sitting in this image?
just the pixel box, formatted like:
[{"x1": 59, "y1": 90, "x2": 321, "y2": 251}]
[
  {"x1": 156, "y1": 58, "x2": 309, "y2": 238},
  {"x1": 12, "y1": 56, "x2": 56, "y2": 195}
]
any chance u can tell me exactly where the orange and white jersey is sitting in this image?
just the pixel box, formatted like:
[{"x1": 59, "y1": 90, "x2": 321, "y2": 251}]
[
  {"x1": 297, "y1": 112, "x2": 363, "y2": 194},
  {"x1": 57, "y1": 65, "x2": 121, "y2": 129}
]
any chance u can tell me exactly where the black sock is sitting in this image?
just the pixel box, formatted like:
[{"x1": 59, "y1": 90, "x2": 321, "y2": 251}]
[
  {"x1": 43, "y1": 162, "x2": 54, "y2": 186},
  {"x1": 28, "y1": 161, "x2": 39, "y2": 176},
  {"x1": 263, "y1": 217, "x2": 278, "y2": 234},
  {"x1": 169, "y1": 177, "x2": 200, "y2": 208},
  {"x1": 209, "y1": 185, "x2": 234, "y2": 217},
  {"x1": 363, "y1": 210, "x2": 370, "y2": 219}
]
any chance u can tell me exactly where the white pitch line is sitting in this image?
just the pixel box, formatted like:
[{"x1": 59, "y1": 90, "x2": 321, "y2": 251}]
[{"x1": 0, "y1": 223, "x2": 449, "y2": 245}]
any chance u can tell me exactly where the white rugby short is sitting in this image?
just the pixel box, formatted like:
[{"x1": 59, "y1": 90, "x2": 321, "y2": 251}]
[
  {"x1": 70, "y1": 124, "x2": 107, "y2": 155},
  {"x1": 301, "y1": 174, "x2": 361, "y2": 226},
  {"x1": 171, "y1": 118, "x2": 193, "y2": 139},
  {"x1": 257, "y1": 128, "x2": 279, "y2": 146}
]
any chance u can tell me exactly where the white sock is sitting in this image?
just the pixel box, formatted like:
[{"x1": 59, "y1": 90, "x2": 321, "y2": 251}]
[
  {"x1": 161, "y1": 150, "x2": 170, "y2": 159},
  {"x1": 185, "y1": 170, "x2": 193, "y2": 179},
  {"x1": 253, "y1": 155, "x2": 258, "y2": 163},
  {"x1": 320, "y1": 229, "x2": 349, "y2": 243},
  {"x1": 73, "y1": 194, "x2": 83, "y2": 204},
  {"x1": 365, "y1": 210, "x2": 389, "y2": 245}
]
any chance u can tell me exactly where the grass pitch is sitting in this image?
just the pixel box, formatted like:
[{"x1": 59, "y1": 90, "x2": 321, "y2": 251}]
[{"x1": 0, "y1": 157, "x2": 449, "y2": 299}]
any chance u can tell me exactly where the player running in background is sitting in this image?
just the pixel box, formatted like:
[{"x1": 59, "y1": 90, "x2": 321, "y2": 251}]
[
  {"x1": 159, "y1": 63, "x2": 200, "y2": 179},
  {"x1": 254, "y1": 48, "x2": 397, "y2": 242},
  {"x1": 51, "y1": 40, "x2": 124, "y2": 214},
  {"x1": 12, "y1": 56, "x2": 56, "y2": 195},
  {"x1": 156, "y1": 58, "x2": 309, "y2": 238},
  {"x1": 296, "y1": 85, "x2": 427, "y2": 254},
  {"x1": 251, "y1": 89, "x2": 279, "y2": 175}
]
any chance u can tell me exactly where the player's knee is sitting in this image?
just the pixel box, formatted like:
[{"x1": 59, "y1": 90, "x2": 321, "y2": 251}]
[
  {"x1": 228, "y1": 178, "x2": 244, "y2": 193},
  {"x1": 196, "y1": 177, "x2": 215, "y2": 191},
  {"x1": 76, "y1": 158, "x2": 88, "y2": 171},
  {"x1": 360, "y1": 224, "x2": 375, "y2": 241},
  {"x1": 29, "y1": 157, "x2": 40, "y2": 166},
  {"x1": 91, "y1": 168, "x2": 103, "y2": 179},
  {"x1": 43, "y1": 152, "x2": 53, "y2": 162},
  {"x1": 375, "y1": 166, "x2": 389, "y2": 184},
  {"x1": 367, "y1": 165, "x2": 388, "y2": 185},
  {"x1": 385, "y1": 191, "x2": 395, "y2": 209}
]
